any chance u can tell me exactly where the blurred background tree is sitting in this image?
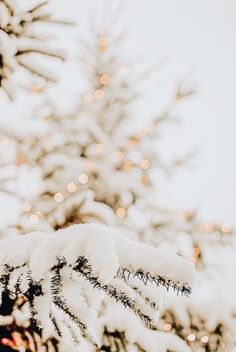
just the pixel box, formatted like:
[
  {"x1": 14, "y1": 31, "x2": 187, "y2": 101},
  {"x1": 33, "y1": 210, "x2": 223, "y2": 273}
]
[{"x1": 0, "y1": 1, "x2": 235, "y2": 352}]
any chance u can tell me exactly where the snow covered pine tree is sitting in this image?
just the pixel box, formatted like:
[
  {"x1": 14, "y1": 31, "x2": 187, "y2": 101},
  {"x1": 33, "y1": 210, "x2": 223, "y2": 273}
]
[
  {"x1": 0, "y1": 3, "x2": 235, "y2": 352},
  {"x1": 0, "y1": 223, "x2": 193, "y2": 351},
  {"x1": 13, "y1": 25, "x2": 236, "y2": 351}
]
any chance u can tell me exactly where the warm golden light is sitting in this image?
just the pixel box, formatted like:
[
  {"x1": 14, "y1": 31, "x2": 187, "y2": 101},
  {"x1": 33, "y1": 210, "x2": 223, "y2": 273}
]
[
  {"x1": 140, "y1": 175, "x2": 149, "y2": 185},
  {"x1": 83, "y1": 93, "x2": 94, "y2": 103},
  {"x1": 202, "y1": 223, "x2": 214, "y2": 232},
  {"x1": 1, "y1": 338, "x2": 15, "y2": 347},
  {"x1": 22, "y1": 202, "x2": 31, "y2": 212},
  {"x1": 78, "y1": 173, "x2": 89, "y2": 184},
  {"x1": 114, "y1": 150, "x2": 124, "y2": 161},
  {"x1": 128, "y1": 136, "x2": 140, "y2": 146},
  {"x1": 95, "y1": 143, "x2": 105, "y2": 154},
  {"x1": 31, "y1": 84, "x2": 42, "y2": 93},
  {"x1": 122, "y1": 161, "x2": 133, "y2": 171},
  {"x1": 193, "y1": 247, "x2": 200, "y2": 257},
  {"x1": 116, "y1": 207, "x2": 127, "y2": 218},
  {"x1": 179, "y1": 210, "x2": 192, "y2": 220},
  {"x1": 67, "y1": 182, "x2": 77, "y2": 193},
  {"x1": 221, "y1": 224, "x2": 231, "y2": 234},
  {"x1": 140, "y1": 159, "x2": 150, "y2": 170},
  {"x1": 187, "y1": 334, "x2": 196, "y2": 342},
  {"x1": 163, "y1": 323, "x2": 172, "y2": 331},
  {"x1": 12, "y1": 332, "x2": 26, "y2": 347},
  {"x1": 98, "y1": 36, "x2": 108, "y2": 52},
  {"x1": 201, "y1": 336, "x2": 209, "y2": 343},
  {"x1": 54, "y1": 192, "x2": 64, "y2": 203},
  {"x1": 100, "y1": 74, "x2": 110, "y2": 85},
  {"x1": 44, "y1": 115, "x2": 53, "y2": 124},
  {"x1": 16, "y1": 154, "x2": 27, "y2": 166},
  {"x1": 94, "y1": 89, "x2": 104, "y2": 99}
]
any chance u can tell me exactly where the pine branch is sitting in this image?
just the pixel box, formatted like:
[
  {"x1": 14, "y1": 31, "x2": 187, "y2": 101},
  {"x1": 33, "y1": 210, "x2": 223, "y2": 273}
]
[
  {"x1": 117, "y1": 267, "x2": 191, "y2": 297},
  {"x1": 0, "y1": 224, "x2": 193, "y2": 347},
  {"x1": 50, "y1": 258, "x2": 87, "y2": 338},
  {"x1": 74, "y1": 256, "x2": 156, "y2": 329},
  {"x1": 0, "y1": 0, "x2": 74, "y2": 93}
]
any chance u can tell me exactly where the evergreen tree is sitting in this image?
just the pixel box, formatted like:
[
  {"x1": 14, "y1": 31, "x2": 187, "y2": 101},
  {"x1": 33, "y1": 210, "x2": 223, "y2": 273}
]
[{"x1": 0, "y1": 3, "x2": 235, "y2": 352}]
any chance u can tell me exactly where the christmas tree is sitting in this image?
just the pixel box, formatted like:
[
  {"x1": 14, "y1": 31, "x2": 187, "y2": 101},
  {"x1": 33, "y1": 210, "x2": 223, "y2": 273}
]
[{"x1": 0, "y1": 2, "x2": 235, "y2": 352}]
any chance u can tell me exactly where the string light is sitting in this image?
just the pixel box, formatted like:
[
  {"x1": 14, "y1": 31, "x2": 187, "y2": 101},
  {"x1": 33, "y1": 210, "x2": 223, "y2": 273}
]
[
  {"x1": 221, "y1": 224, "x2": 231, "y2": 234},
  {"x1": 140, "y1": 159, "x2": 150, "y2": 170},
  {"x1": 36, "y1": 211, "x2": 44, "y2": 219},
  {"x1": 193, "y1": 247, "x2": 200, "y2": 257},
  {"x1": 30, "y1": 214, "x2": 39, "y2": 224},
  {"x1": 192, "y1": 247, "x2": 200, "y2": 265},
  {"x1": 83, "y1": 93, "x2": 94, "y2": 104},
  {"x1": 175, "y1": 93, "x2": 182, "y2": 102},
  {"x1": 16, "y1": 154, "x2": 27, "y2": 166},
  {"x1": 100, "y1": 74, "x2": 110, "y2": 85},
  {"x1": 202, "y1": 223, "x2": 214, "y2": 232},
  {"x1": 187, "y1": 334, "x2": 196, "y2": 342},
  {"x1": 179, "y1": 210, "x2": 193, "y2": 220},
  {"x1": 98, "y1": 36, "x2": 108, "y2": 52},
  {"x1": 31, "y1": 84, "x2": 42, "y2": 93},
  {"x1": 44, "y1": 115, "x2": 53, "y2": 124},
  {"x1": 54, "y1": 192, "x2": 64, "y2": 203},
  {"x1": 201, "y1": 336, "x2": 209, "y2": 343},
  {"x1": 67, "y1": 182, "x2": 77, "y2": 193},
  {"x1": 95, "y1": 143, "x2": 105, "y2": 154},
  {"x1": 114, "y1": 150, "x2": 124, "y2": 161},
  {"x1": 140, "y1": 175, "x2": 149, "y2": 185},
  {"x1": 25, "y1": 137, "x2": 36, "y2": 147},
  {"x1": 94, "y1": 89, "x2": 104, "y2": 99},
  {"x1": 78, "y1": 173, "x2": 89, "y2": 184},
  {"x1": 1, "y1": 338, "x2": 15, "y2": 347},
  {"x1": 122, "y1": 160, "x2": 133, "y2": 171},
  {"x1": 116, "y1": 207, "x2": 127, "y2": 218},
  {"x1": 128, "y1": 135, "x2": 140, "y2": 146},
  {"x1": 22, "y1": 202, "x2": 31, "y2": 212},
  {"x1": 12, "y1": 332, "x2": 26, "y2": 348},
  {"x1": 163, "y1": 323, "x2": 172, "y2": 331}
]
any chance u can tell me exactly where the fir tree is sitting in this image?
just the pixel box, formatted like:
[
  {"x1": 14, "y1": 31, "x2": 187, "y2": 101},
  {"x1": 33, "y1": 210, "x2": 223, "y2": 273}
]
[{"x1": 0, "y1": 4, "x2": 235, "y2": 352}]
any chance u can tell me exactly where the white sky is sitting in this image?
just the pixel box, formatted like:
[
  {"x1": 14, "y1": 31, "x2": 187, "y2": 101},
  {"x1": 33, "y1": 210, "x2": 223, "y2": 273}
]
[{"x1": 73, "y1": 0, "x2": 236, "y2": 226}]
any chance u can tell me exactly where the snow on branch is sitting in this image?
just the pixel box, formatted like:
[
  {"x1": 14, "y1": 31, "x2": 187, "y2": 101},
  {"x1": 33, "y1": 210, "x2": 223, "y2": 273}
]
[
  {"x1": 0, "y1": 0, "x2": 74, "y2": 96},
  {"x1": 0, "y1": 224, "x2": 193, "y2": 347}
]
